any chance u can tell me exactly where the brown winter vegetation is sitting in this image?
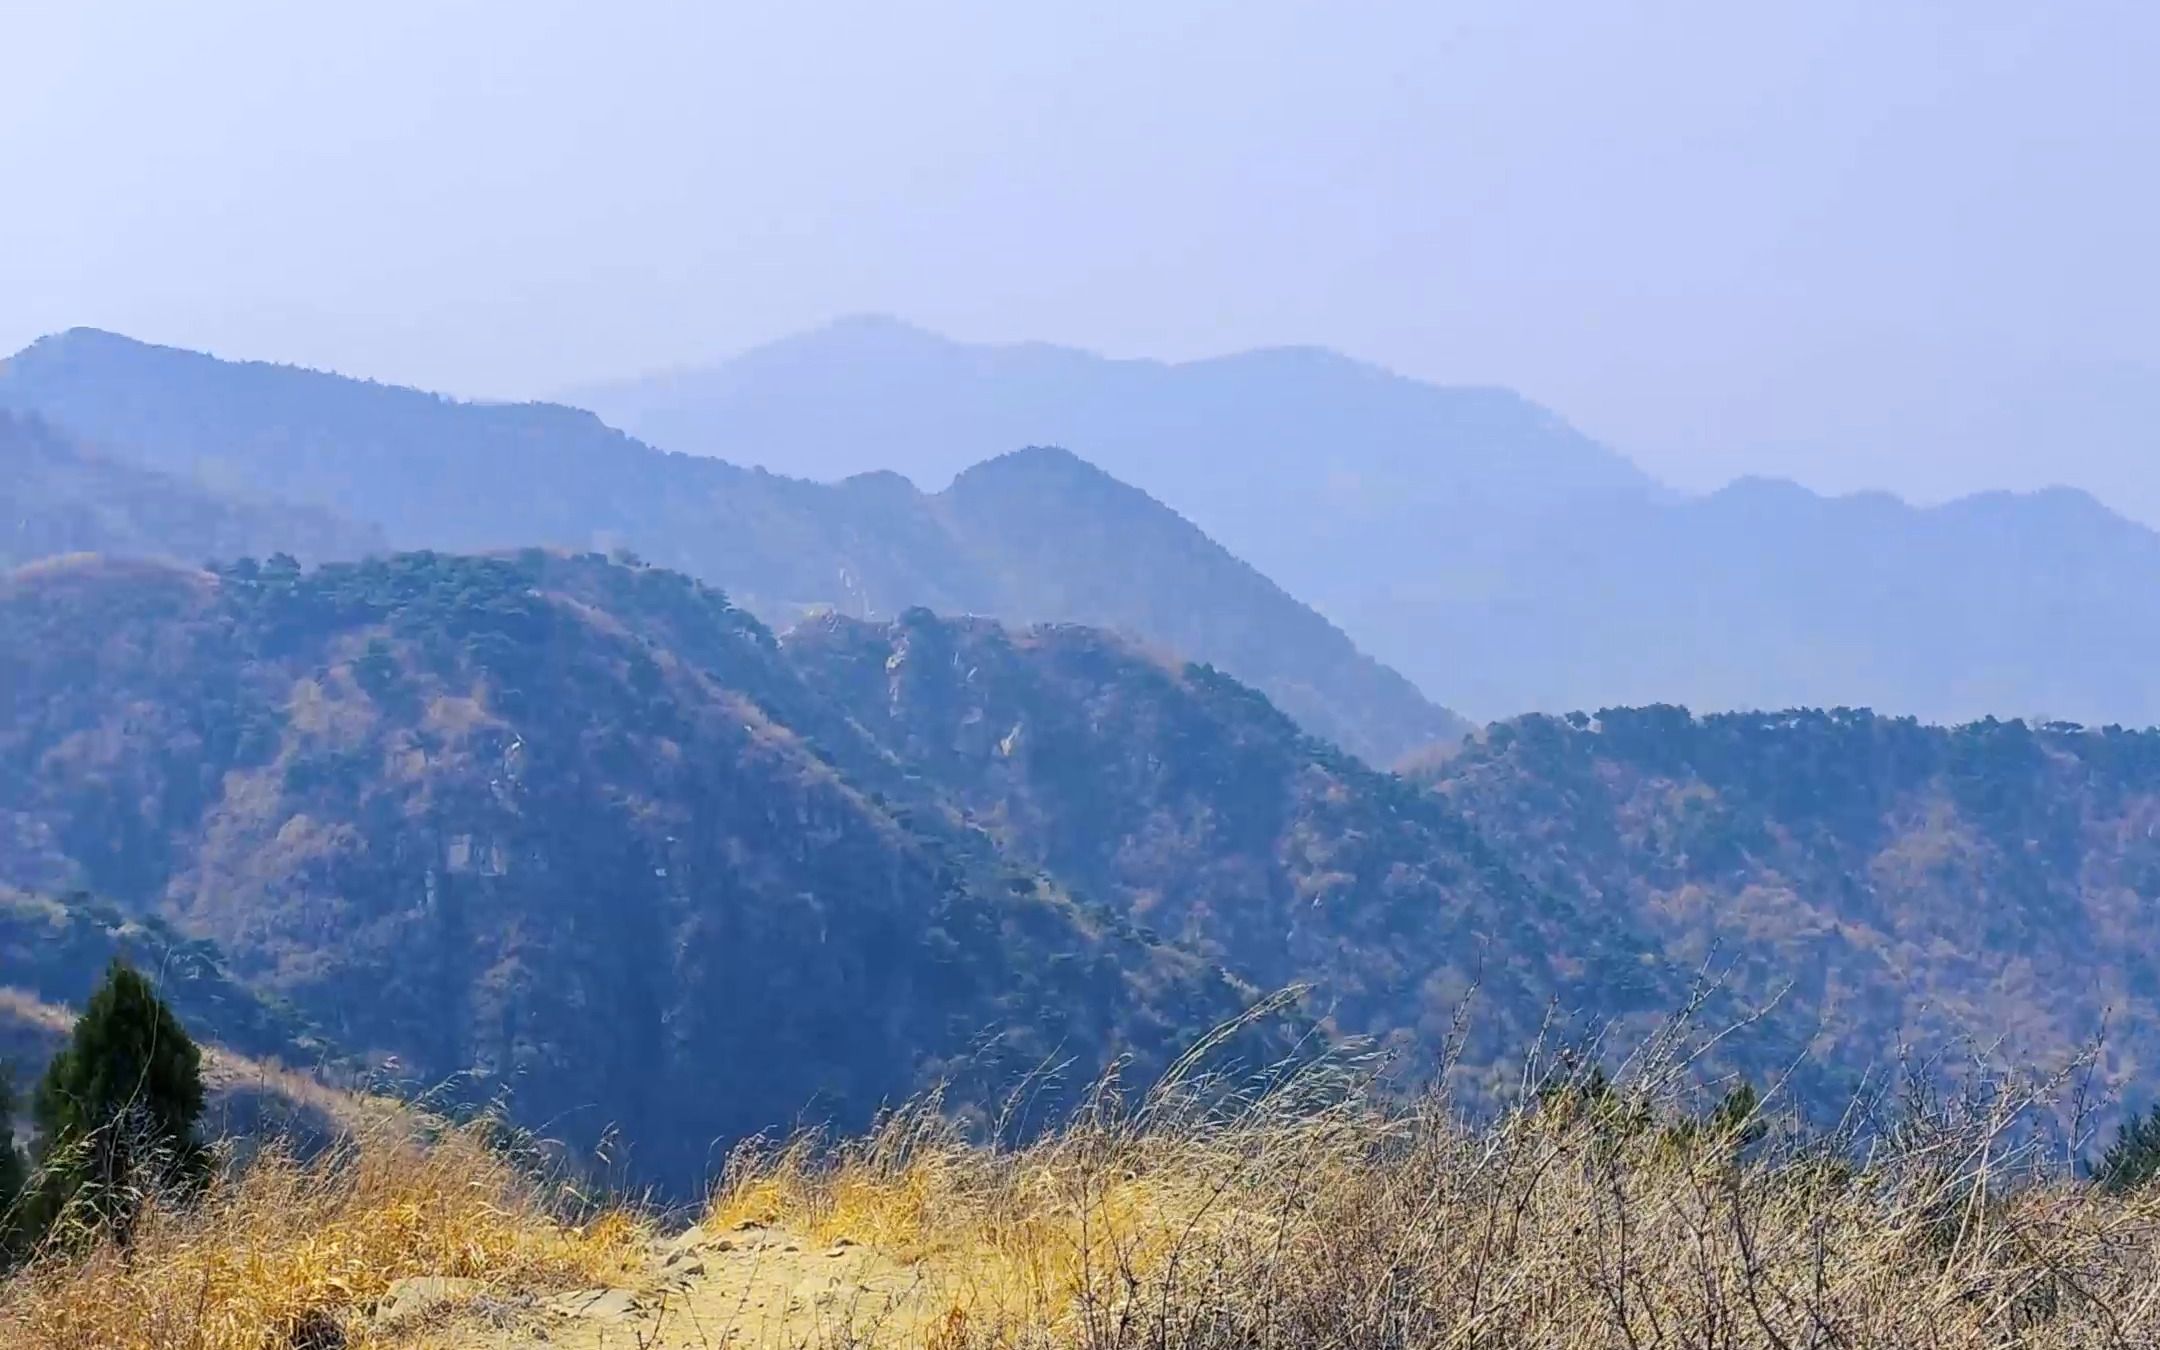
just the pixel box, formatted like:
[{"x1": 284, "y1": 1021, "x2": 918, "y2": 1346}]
[
  {"x1": 0, "y1": 1116, "x2": 644, "y2": 1350},
  {"x1": 11, "y1": 1025, "x2": 2155, "y2": 1350},
  {"x1": 693, "y1": 1050, "x2": 2160, "y2": 1350}
]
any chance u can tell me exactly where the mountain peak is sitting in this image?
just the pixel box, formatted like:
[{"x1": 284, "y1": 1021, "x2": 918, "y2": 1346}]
[
  {"x1": 818, "y1": 312, "x2": 942, "y2": 340},
  {"x1": 6, "y1": 327, "x2": 154, "y2": 369},
  {"x1": 953, "y1": 444, "x2": 1109, "y2": 484},
  {"x1": 767, "y1": 313, "x2": 961, "y2": 362},
  {"x1": 34, "y1": 325, "x2": 143, "y2": 349},
  {"x1": 1944, "y1": 482, "x2": 2113, "y2": 517},
  {"x1": 1706, "y1": 474, "x2": 1820, "y2": 507}
]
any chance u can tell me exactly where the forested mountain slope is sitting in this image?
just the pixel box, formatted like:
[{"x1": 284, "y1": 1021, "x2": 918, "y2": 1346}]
[
  {"x1": 10, "y1": 547, "x2": 2160, "y2": 1189},
  {"x1": 784, "y1": 610, "x2": 1673, "y2": 1079},
  {"x1": 0, "y1": 885, "x2": 324, "y2": 1067},
  {"x1": 0, "y1": 328, "x2": 1462, "y2": 764},
  {"x1": 793, "y1": 611, "x2": 2160, "y2": 1106},
  {"x1": 0, "y1": 551, "x2": 1273, "y2": 1188},
  {"x1": 0, "y1": 886, "x2": 377, "y2": 1147},
  {"x1": 929, "y1": 447, "x2": 1468, "y2": 761},
  {"x1": 1420, "y1": 706, "x2": 2160, "y2": 1095}
]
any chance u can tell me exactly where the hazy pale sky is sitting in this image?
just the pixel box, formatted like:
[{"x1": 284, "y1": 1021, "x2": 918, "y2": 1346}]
[{"x1": 5, "y1": 2, "x2": 2156, "y2": 517}]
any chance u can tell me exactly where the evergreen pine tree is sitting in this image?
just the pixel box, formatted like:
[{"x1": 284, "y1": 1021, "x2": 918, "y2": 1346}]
[
  {"x1": 1707, "y1": 1081, "x2": 1768, "y2": 1154},
  {"x1": 2095, "y1": 1104, "x2": 2160, "y2": 1194},
  {"x1": 25, "y1": 959, "x2": 210, "y2": 1247},
  {"x1": 1654, "y1": 1080, "x2": 1767, "y2": 1164}
]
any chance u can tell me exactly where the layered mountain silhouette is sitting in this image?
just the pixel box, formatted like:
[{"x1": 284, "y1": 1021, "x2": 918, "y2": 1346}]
[
  {"x1": 10, "y1": 323, "x2": 2160, "y2": 1194},
  {"x1": 0, "y1": 411, "x2": 383, "y2": 569},
  {"x1": 0, "y1": 328, "x2": 1462, "y2": 764},
  {"x1": 1432, "y1": 476, "x2": 2160, "y2": 722},
  {"x1": 569, "y1": 316, "x2": 2160, "y2": 727},
  {"x1": 562, "y1": 313, "x2": 1651, "y2": 510}
]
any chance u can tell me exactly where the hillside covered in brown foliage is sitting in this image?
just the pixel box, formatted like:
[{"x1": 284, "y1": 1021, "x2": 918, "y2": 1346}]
[{"x1": 10, "y1": 550, "x2": 2160, "y2": 1193}]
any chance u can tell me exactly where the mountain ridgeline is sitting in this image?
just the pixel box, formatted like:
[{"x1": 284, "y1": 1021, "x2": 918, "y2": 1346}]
[
  {"x1": 8, "y1": 323, "x2": 2160, "y2": 1198},
  {"x1": 782, "y1": 612, "x2": 1667, "y2": 1071},
  {"x1": 1420, "y1": 707, "x2": 2160, "y2": 1090},
  {"x1": 9, "y1": 549, "x2": 2160, "y2": 1194},
  {"x1": 0, "y1": 328, "x2": 1463, "y2": 765},
  {"x1": 570, "y1": 317, "x2": 2160, "y2": 729},
  {"x1": 0, "y1": 551, "x2": 1284, "y2": 1189},
  {"x1": 0, "y1": 411, "x2": 384, "y2": 570}
]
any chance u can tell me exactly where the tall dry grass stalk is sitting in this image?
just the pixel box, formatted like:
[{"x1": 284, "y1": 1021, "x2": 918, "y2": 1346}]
[
  {"x1": 706, "y1": 1038, "x2": 2160, "y2": 1350},
  {"x1": 0, "y1": 1107, "x2": 643, "y2": 1350}
]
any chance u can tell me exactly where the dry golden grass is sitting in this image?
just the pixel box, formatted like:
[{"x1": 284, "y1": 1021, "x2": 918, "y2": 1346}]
[
  {"x1": 0, "y1": 1114, "x2": 645, "y2": 1350},
  {"x1": 8, "y1": 1018, "x2": 2160, "y2": 1349},
  {"x1": 702, "y1": 1053, "x2": 2160, "y2": 1350}
]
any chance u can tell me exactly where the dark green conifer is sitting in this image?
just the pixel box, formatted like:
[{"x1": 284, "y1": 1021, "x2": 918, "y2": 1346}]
[
  {"x1": 2095, "y1": 1104, "x2": 2160, "y2": 1194},
  {"x1": 25, "y1": 959, "x2": 210, "y2": 1247},
  {"x1": 1706, "y1": 1081, "x2": 1768, "y2": 1154}
]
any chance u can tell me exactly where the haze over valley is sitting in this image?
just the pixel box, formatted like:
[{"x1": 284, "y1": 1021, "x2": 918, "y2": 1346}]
[
  {"x1": 6, "y1": 6, "x2": 2160, "y2": 1344},
  {"x1": 7, "y1": 320, "x2": 2160, "y2": 1183}
]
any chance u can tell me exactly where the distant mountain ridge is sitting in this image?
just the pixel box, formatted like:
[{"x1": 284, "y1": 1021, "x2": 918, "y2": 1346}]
[
  {"x1": 567, "y1": 316, "x2": 2160, "y2": 728},
  {"x1": 1431, "y1": 473, "x2": 2160, "y2": 722},
  {"x1": 563, "y1": 314, "x2": 1650, "y2": 501},
  {"x1": 0, "y1": 410, "x2": 384, "y2": 569},
  {"x1": 0, "y1": 327, "x2": 1463, "y2": 764}
]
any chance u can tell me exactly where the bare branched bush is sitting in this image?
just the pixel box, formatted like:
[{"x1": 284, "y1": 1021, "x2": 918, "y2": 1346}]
[
  {"x1": 6, "y1": 1003, "x2": 2157, "y2": 1349},
  {"x1": 706, "y1": 1033, "x2": 2160, "y2": 1350}
]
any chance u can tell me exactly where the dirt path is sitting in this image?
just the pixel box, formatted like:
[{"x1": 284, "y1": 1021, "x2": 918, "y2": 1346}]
[{"x1": 405, "y1": 1221, "x2": 956, "y2": 1349}]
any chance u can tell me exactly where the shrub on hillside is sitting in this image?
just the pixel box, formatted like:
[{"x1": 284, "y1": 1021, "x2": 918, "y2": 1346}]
[{"x1": 22, "y1": 961, "x2": 209, "y2": 1249}]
